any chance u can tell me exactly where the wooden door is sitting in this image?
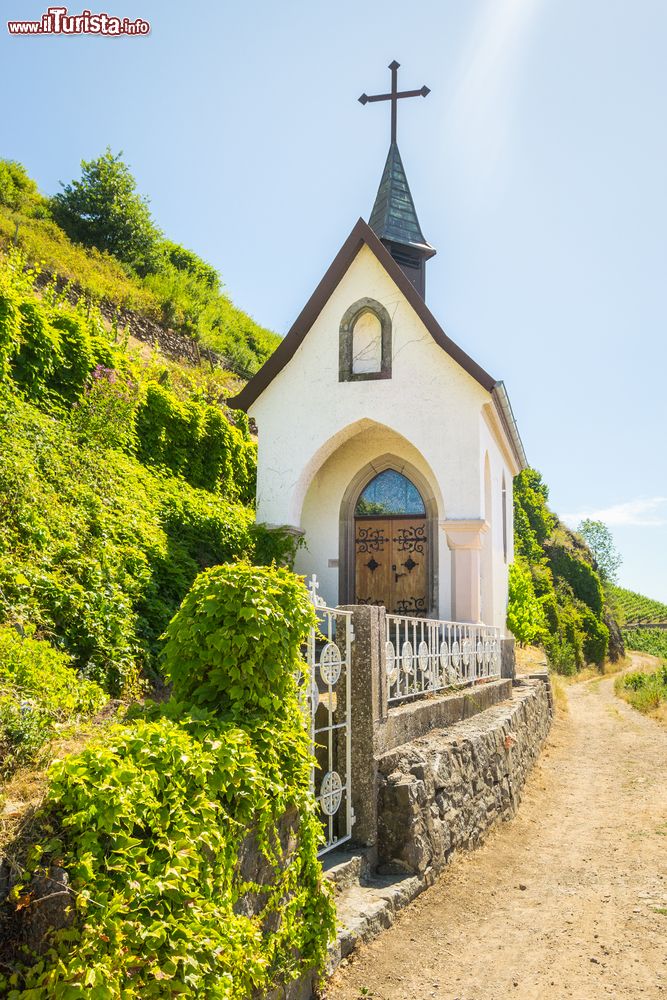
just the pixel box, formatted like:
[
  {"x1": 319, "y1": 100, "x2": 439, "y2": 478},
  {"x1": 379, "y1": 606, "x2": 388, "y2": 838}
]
[
  {"x1": 354, "y1": 516, "x2": 428, "y2": 614},
  {"x1": 354, "y1": 519, "x2": 392, "y2": 608},
  {"x1": 390, "y1": 518, "x2": 428, "y2": 616}
]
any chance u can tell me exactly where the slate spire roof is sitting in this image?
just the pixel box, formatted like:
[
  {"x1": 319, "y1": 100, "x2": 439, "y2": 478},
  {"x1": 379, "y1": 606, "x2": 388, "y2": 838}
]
[{"x1": 368, "y1": 142, "x2": 435, "y2": 253}]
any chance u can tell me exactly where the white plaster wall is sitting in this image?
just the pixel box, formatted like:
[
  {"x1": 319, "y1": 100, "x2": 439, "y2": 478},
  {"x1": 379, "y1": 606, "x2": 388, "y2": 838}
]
[
  {"x1": 293, "y1": 423, "x2": 452, "y2": 616},
  {"x1": 479, "y1": 412, "x2": 516, "y2": 634},
  {"x1": 249, "y1": 240, "x2": 520, "y2": 628},
  {"x1": 250, "y1": 244, "x2": 489, "y2": 530}
]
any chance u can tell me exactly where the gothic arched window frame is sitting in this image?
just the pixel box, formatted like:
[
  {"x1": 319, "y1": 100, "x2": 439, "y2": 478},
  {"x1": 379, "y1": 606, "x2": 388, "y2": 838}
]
[{"x1": 339, "y1": 297, "x2": 392, "y2": 382}]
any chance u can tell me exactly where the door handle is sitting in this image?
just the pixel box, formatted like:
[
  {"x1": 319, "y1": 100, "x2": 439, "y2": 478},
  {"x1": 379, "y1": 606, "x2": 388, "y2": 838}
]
[{"x1": 392, "y1": 564, "x2": 407, "y2": 582}]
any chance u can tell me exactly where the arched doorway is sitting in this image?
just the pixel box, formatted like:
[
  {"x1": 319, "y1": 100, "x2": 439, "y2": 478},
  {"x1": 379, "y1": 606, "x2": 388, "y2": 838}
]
[{"x1": 353, "y1": 469, "x2": 428, "y2": 615}]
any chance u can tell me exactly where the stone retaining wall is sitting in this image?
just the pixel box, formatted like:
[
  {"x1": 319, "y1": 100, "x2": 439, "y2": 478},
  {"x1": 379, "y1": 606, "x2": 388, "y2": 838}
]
[{"x1": 375, "y1": 677, "x2": 552, "y2": 875}]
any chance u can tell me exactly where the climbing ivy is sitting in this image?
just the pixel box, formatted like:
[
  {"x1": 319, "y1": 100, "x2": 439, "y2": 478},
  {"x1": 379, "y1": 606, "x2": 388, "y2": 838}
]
[{"x1": 2, "y1": 564, "x2": 335, "y2": 998}]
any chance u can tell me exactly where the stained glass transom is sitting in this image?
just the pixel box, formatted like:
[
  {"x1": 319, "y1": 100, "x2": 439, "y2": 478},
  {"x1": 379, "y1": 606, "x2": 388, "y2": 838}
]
[{"x1": 355, "y1": 470, "x2": 426, "y2": 517}]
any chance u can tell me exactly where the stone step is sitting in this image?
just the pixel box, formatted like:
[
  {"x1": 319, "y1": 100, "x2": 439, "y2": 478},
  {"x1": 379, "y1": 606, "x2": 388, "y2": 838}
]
[
  {"x1": 321, "y1": 846, "x2": 371, "y2": 889},
  {"x1": 326, "y1": 869, "x2": 430, "y2": 973}
]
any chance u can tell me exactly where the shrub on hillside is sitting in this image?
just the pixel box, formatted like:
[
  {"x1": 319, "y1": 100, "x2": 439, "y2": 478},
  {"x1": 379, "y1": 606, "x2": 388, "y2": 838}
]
[
  {"x1": 2, "y1": 566, "x2": 334, "y2": 997},
  {"x1": 616, "y1": 662, "x2": 667, "y2": 714},
  {"x1": 0, "y1": 625, "x2": 105, "y2": 776},
  {"x1": 135, "y1": 382, "x2": 255, "y2": 501},
  {"x1": 162, "y1": 561, "x2": 316, "y2": 716}
]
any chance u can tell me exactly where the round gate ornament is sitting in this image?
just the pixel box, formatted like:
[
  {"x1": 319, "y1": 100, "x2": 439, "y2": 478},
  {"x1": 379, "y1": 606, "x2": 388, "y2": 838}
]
[
  {"x1": 418, "y1": 640, "x2": 429, "y2": 672},
  {"x1": 462, "y1": 637, "x2": 472, "y2": 666},
  {"x1": 439, "y1": 640, "x2": 449, "y2": 669},
  {"x1": 451, "y1": 639, "x2": 461, "y2": 669},
  {"x1": 319, "y1": 641, "x2": 342, "y2": 685},
  {"x1": 484, "y1": 639, "x2": 491, "y2": 666},
  {"x1": 308, "y1": 678, "x2": 320, "y2": 711},
  {"x1": 319, "y1": 770, "x2": 343, "y2": 816},
  {"x1": 401, "y1": 640, "x2": 414, "y2": 674},
  {"x1": 476, "y1": 640, "x2": 484, "y2": 664},
  {"x1": 385, "y1": 640, "x2": 398, "y2": 684}
]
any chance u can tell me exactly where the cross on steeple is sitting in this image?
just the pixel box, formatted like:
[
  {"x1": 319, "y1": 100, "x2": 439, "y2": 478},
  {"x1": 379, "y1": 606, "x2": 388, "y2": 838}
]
[{"x1": 359, "y1": 60, "x2": 430, "y2": 145}]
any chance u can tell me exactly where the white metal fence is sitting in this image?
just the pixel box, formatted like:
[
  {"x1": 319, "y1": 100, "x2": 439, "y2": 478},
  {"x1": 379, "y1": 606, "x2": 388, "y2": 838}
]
[
  {"x1": 385, "y1": 613, "x2": 501, "y2": 704},
  {"x1": 305, "y1": 577, "x2": 355, "y2": 856}
]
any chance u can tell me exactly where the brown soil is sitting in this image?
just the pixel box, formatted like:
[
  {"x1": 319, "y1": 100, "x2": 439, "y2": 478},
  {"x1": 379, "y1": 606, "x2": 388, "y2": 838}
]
[{"x1": 327, "y1": 655, "x2": 667, "y2": 1000}]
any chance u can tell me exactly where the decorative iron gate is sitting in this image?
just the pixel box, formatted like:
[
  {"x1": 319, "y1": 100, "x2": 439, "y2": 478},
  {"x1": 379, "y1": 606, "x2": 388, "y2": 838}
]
[{"x1": 305, "y1": 577, "x2": 355, "y2": 856}]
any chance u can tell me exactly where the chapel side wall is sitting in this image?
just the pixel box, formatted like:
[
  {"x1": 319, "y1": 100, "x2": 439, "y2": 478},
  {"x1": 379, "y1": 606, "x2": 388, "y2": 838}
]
[
  {"x1": 250, "y1": 245, "x2": 488, "y2": 534},
  {"x1": 479, "y1": 413, "x2": 517, "y2": 633}
]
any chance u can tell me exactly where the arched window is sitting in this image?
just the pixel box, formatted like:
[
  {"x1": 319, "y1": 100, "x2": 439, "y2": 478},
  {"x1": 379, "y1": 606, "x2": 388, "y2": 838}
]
[
  {"x1": 355, "y1": 469, "x2": 426, "y2": 517},
  {"x1": 352, "y1": 310, "x2": 382, "y2": 374},
  {"x1": 339, "y1": 297, "x2": 392, "y2": 382}
]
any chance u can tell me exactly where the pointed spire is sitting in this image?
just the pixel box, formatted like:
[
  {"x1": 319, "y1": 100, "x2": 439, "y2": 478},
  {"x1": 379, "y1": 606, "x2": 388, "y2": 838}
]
[
  {"x1": 369, "y1": 142, "x2": 434, "y2": 253},
  {"x1": 368, "y1": 143, "x2": 436, "y2": 298}
]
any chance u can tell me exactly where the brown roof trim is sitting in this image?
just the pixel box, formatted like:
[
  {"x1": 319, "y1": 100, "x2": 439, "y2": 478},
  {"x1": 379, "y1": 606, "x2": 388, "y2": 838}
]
[{"x1": 228, "y1": 217, "x2": 497, "y2": 411}]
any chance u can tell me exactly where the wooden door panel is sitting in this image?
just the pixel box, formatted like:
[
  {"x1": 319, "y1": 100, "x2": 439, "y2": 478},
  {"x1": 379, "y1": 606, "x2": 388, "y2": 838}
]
[
  {"x1": 391, "y1": 519, "x2": 428, "y2": 615},
  {"x1": 354, "y1": 519, "x2": 392, "y2": 607}
]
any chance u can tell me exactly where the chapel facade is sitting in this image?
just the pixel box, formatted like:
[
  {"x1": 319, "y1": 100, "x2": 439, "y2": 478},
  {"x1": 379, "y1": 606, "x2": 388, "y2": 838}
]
[{"x1": 231, "y1": 98, "x2": 526, "y2": 633}]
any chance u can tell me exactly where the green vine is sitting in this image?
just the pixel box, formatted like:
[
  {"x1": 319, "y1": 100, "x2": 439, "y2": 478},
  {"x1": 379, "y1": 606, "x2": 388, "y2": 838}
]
[{"x1": 2, "y1": 563, "x2": 336, "y2": 998}]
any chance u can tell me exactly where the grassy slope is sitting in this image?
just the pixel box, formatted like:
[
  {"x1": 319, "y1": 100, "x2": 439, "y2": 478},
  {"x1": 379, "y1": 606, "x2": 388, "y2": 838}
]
[{"x1": 0, "y1": 202, "x2": 280, "y2": 371}]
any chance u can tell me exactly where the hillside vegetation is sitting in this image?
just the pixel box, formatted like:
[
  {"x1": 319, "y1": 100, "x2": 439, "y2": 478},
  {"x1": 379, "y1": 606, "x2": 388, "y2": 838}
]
[
  {"x1": 0, "y1": 243, "x2": 295, "y2": 785},
  {"x1": 604, "y1": 585, "x2": 667, "y2": 659},
  {"x1": 0, "y1": 167, "x2": 336, "y2": 998},
  {"x1": 508, "y1": 470, "x2": 622, "y2": 673},
  {"x1": 0, "y1": 564, "x2": 334, "y2": 999},
  {"x1": 0, "y1": 155, "x2": 280, "y2": 373},
  {"x1": 608, "y1": 585, "x2": 667, "y2": 625}
]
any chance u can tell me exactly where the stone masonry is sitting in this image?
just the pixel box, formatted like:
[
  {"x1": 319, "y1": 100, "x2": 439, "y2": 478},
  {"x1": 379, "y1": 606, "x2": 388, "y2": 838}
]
[{"x1": 375, "y1": 678, "x2": 553, "y2": 875}]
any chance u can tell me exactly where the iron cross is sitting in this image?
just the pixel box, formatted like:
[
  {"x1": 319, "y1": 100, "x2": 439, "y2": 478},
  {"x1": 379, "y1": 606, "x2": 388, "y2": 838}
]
[{"x1": 359, "y1": 61, "x2": 430, "y2": 145}]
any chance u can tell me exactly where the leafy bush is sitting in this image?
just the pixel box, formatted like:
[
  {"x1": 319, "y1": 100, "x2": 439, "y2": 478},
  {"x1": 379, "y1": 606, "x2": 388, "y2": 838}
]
[
  {"x1": 545, "y1": 529, "x2": 604, "y2": 616},
  {"x1": 162, "y1": 561, "x2": 315, "y2": 715},
  {"x1": 0, "y1": 160, "x2": 45, "y2": 215},
  {"x1": 506, "y1": 559, "x2": 545, "y2": 646},
  {"x1": 70, "y1": 364, "x2": 139, "y2": 451},
  {"x1": 0, "y1": 625, "x2": 105, "y2": 776},
  {"x1": 135, "y1": 383, "x2": 255, "y2": 501},
  {"x1": 3, "y1": 565, "x2": 334, "y2": 998},
  {"x1": 616, "y1": 662, "x2": 667, "y2": 714},
  {"x1": 0, "y1": 391, "x2": 261, "y2": 693}
]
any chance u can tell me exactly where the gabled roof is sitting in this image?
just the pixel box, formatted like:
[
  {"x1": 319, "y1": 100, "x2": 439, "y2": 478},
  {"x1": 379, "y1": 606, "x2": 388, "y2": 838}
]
[
  {"x1": 369, "y1": 143, "x2": 435, "y2": 254},
  {"x1": 229, "y1": 217, "x2": 495, "y2": 406},
  {"x1": 227, "y1": 218, "x2": 527, "y2": 470}
]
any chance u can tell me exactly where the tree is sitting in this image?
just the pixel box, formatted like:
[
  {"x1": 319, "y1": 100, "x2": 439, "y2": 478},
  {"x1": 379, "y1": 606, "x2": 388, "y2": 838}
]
[
  {"x1": 0, "y1": 159, "x2": 45, "y2": 216},
  {"x1": 50, "y1": 149, "x2": 162, "y2": 275},
  {"x1": 577, "y1": 519, "x2": 622, "y2": 583}
]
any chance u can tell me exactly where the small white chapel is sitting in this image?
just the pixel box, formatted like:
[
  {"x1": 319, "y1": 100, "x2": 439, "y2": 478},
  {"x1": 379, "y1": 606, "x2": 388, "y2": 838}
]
[{"x1": 230, "y1": 63, "x2": 526, "y2": 632}]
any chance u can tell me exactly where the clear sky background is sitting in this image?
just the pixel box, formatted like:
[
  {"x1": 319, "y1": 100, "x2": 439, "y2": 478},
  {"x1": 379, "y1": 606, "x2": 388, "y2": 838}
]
[{"x1": 2, "y1": 0, "x2": 666, "y2": 600}]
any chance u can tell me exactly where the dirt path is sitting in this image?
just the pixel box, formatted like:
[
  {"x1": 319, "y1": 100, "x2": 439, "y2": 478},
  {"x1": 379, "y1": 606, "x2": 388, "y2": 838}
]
[{"x1": 327, "y1": 657, "x2": 667, "y2": 1000}]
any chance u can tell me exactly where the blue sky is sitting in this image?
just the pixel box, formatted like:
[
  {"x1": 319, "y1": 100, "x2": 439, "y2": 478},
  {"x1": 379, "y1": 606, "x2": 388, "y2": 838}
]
[{"x1": 2, "y1": 0, "x2": 666, "y2": 600}]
